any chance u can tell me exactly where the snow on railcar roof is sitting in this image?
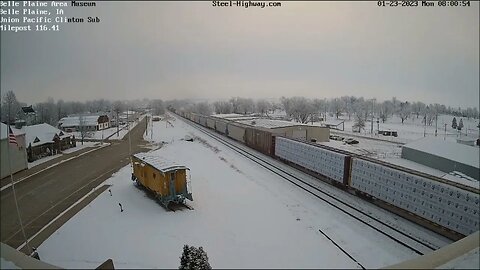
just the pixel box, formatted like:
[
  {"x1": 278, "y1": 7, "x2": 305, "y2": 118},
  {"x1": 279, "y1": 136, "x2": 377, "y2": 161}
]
[
  {"x1": 235, "y1": 118, "x2": 309, "y2": 129},
  {"x1": 133, "y1": 153, "x2": 188, "y2": 173},
  {"x1": 210, "y1": 113, "x2": 245, "y2": 118},
  {"x1": 403, "y1": 138, "x2": 479, "y2": 169}
]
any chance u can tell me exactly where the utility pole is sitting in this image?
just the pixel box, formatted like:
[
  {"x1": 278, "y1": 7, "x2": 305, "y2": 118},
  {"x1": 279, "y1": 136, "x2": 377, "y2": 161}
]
[
  {"x1": 424, "y1": 106, "x2": 428, "y2": 137},
  {"x1": 444, "y1": 123, "x2": 447, "y2": 140},
  {"x1": 324, "y1": 98, "x2": 327, "y2": 122},
  {"x1": 371, "y1": 99, "x2": 375, "y2": 135},
  {"x1": 145, "y1": 114, "x2": 148, "y2": 136},
  {"x1": 435, "y1": 114, "x2": 438, "y2": 136},
  {"x1": 6, "y1": 101, "x2": 33, "y2": 256},
  {"x1": 127, "y1": 109, "x2": 131, "y2": 156},
  {"x1": 116, "y1": 110, "x2": 119, "y2": 137}
]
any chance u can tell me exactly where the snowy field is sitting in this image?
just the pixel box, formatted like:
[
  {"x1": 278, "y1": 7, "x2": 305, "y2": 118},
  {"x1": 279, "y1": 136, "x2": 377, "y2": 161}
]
[
  {"x1": 27, "y1": 141, "x2": 100, "y2": 169},
  {"x1": 319, "y1": 114, "x2": 479, "y2": 145},
  {"x1": 36, "y1": 114, "x2": 440, "y2": 269}
]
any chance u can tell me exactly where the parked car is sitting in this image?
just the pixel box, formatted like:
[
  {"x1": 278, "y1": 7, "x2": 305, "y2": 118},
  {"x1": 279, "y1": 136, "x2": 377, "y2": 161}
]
[
  {"x1": 329, "y1": 135, "x2": 345, "y2": 141},
  {"x1": 344, "y1": 138, "x2": 359, "y2": 145}
]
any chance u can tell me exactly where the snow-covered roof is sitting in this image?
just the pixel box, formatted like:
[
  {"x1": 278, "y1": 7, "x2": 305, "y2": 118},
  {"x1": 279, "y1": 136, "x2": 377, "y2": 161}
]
[
  {"x1": 323, "y1": 120, "x2": 344, "y2": 126},
  {"x1": 133, "y1": 153, "x2": 188, "y2": 173},
  {"x1": 403, "y1": 138, "x2": 479, "y2": 169},
  {"x1": 58, "y1": 115, "x2": 101, "y2": 127},
  {"x1": 383, "y1": 157, "x2": 479, "y2": 190},
  {"x1": 0, "y1": 123, "x2": 24, "y2": 140},
  {"x1": 228, "y1": 117, "x2": 258, "y2": 121},
  {"x1": 211, "y1": 113, "x2": 245, "y2": 119},
  {"x1": 235, "y1": 118, "x2": 309, "y2": 129},
  {"x1": 23, "y1": 123, "x2": 72, "y2": 147}
]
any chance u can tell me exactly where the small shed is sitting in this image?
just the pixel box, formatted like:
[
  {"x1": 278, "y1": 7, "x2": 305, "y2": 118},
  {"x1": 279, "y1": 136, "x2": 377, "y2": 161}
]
[{"x1": 131, "y1": 153, "x2": 193, "y2": 207}]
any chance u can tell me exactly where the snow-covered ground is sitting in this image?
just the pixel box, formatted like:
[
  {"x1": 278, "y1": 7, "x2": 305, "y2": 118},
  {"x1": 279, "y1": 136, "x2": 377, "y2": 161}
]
[
  {"x1": 319, "y1": 114, "x2": 479, "y2": 145},
  {"x1": 67, "y1": 114, "x2": 146, "y2": 141},
  {"x1": 27, "y1": 142, "x2": 100, "y2": 169},
  {"x1": 37, "y1": 114, "x2": 449, "y2": 269}
]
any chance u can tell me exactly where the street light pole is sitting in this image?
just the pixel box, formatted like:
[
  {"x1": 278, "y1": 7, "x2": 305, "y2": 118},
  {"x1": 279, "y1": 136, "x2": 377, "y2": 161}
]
[
  {"x1": 127, "y1": 109, "x2": 131, "y2": 156},
  {"x1": 371, "y1": 99, "x2": 375, "y2": 135},
  {"x1": 424, "y1": 106, "x2": 428, "y2": 137}
]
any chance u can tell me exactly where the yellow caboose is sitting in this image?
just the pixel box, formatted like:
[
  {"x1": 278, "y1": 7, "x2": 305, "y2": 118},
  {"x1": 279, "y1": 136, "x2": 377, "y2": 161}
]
[{"x1": 131, "y1": 153, "x2": 193, "y2": 207}]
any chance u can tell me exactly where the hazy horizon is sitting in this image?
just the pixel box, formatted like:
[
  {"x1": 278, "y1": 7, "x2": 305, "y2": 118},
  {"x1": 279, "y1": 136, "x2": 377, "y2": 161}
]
[{"x1": 1, "y1": 1, "x2": 478, "y2": 109}]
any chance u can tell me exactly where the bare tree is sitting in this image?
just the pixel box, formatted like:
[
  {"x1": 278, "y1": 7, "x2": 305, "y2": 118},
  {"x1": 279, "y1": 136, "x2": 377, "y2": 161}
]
[
  {"x1": 1, "y1": 90, "x2": 21, "y2": 123},
  {"x1": 213, "y1": 101, "x2": 233, "y2": 114},
  {"x1": 150, "y1": 99, "x2": 165, "y2": 115},
  {"x1": 341, "y1": 96, "x2": 357, "y2": 120},
  {"x1": 78, "y1": 115, "x2": 93, "y2": 145},
  {"x1": 330, "y1": 98, "x2": 343, "y2": 119},
  {"x1": 379, "y1": 100, "x2": 393, "y2": 123},
  {"x1": 281, "y1": 97, "x2": 315, "y2": 123},
  {"x1": 397, "y1": 101, "x2": 411, "y2": 124},
  {"x1": 352, "y1": 114, "x2": 366, "y2": 133},
  {"x1": 237, "y1": 98, "x2": 255, "y2": 114},
  {"x1": 194, "y1": 102, "x2": 212, "y2": 116},
  {"x1": 229, "y1": 97, "x2": 241, "y2": 114},
  {"x1": 255, "y1": 99, "x2": 272, "y2": 116}
]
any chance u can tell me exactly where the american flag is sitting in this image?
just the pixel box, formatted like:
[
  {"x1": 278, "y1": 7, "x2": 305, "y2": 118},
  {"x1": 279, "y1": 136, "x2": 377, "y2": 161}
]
[{"x1": 8, "y1": 126, "x2": 18, "y2": 146}]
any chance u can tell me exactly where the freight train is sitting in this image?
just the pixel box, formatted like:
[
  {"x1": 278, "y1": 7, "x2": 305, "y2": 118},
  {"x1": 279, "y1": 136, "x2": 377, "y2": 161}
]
[{"x1": 177, "y1": 111, "x2": 479, "y2": 239}]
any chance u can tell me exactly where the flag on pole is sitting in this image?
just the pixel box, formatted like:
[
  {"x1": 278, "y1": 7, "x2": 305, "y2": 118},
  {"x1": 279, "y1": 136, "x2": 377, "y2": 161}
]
[{"x1": 8, "y1": 126, "x2": 18, "y2": 146}]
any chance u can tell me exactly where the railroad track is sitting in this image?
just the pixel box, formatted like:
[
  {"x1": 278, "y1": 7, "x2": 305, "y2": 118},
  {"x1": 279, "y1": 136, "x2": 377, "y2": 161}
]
[{"x1": 178, "y1": 114, "x2": 439, "y2": 258}]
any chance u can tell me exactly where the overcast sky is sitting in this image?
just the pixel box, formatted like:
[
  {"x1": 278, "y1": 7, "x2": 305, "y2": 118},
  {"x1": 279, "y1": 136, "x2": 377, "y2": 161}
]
[{"x1": 1, "y1": 1, "x2": 478, "y2": 108}]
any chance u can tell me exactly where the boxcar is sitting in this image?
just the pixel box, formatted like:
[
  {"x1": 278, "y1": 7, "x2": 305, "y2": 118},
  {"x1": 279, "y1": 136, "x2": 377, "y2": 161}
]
[
  {"x1": 206, "y1": 117, "x2": 216, "y2": 129},
  {"x1": 214, "y1": 118, "x2": 229, "y2": 135},
  {"x1": 131, "y1": 153, "x2": 193, "y2": 207},
  {"x1": 226, "y1": 123, "x2": 246, "y2": 143},
  {"x1": 245, "y1": 127, "x2": 274, "y2": 156}
]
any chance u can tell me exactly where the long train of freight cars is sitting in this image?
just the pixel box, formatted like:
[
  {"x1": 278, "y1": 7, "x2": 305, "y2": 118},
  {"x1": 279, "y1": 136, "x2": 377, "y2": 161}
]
[{"x1": 177, "y1": 111, "x2": 479, "y2": 239}]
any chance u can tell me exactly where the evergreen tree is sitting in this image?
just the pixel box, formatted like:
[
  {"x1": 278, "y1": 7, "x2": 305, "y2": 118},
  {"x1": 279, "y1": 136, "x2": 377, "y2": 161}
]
[
  {"x1": 179, "y1": 245, "x2": 211, "y2": 270},
  {"x1": 452, "y1": 117, "x2": 457, "y2": 129},
  {"x1": 458, "y1": 118, "x2": 464, "y2": 130},
  {"x1": 179, "y1": 245, "x2": 191, "y2": 270}
]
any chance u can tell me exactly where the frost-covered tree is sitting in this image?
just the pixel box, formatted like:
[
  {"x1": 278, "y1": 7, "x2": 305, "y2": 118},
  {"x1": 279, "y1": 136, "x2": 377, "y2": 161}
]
[
  {"x1": 281, "y1": 97, "x2": 315, "y2": 123},
  {"x1": 397, "y1": 101, "x2": 411, "y2": 124},
  {"x1": 1, "y1": 90, "x2": 21, "y2": 123},
  {"x1": 150, "y1": 99, "x2": 165, "y2": 115},
  {"x1": 411, "y1": 101, "x2": 426, "y2": 119},
  {"x1": 452, "y1": 117, "x2": 457, "y2": 129},
  {"x1": 255, "y1": 99, "x2": 272, "y2": 116},
  {"x1": 179, "y1": 245, "x2": 211, "y2": 270},
  {"x1": 341, "y1": 96, "x2": 357, "y2": 120},
  {"x1": 379, "y1": 100, "x2": 393, "y2": 123},
  {"x1": 330, "y1": 98, "x2": 343, "y2": 119},
  {"x1": 312, "y1": 98, "x2": 327, "y2": 121},
  {"x1": 213, "y1": 101, "x2": 233, "y2": 114},
  {"x1": 238, "y1": 98, "x2": 255, "y2": 114},
  {"x1": 457, "y1": 118, "x2": 464, "y2": 130},
  {"x1": 78, "y1": 115, "x2": 93, "y2": 145},
  {"x1": 352, "y1": 114, "x2": 366, "y2": 133},
  {"x1": 194, "y1": 102, "x2": 212, "y2": 116}
]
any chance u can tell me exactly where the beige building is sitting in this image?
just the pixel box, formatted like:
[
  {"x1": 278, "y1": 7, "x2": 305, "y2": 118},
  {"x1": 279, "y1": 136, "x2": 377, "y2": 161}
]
[{"x1": 235, "y1": 118, "x2": 330, "y2": 142}]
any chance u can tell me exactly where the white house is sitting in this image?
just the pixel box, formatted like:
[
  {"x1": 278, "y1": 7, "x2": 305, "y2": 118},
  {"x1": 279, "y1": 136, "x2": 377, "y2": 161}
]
[
  {"x1": 23, "y1": 123, "x2": 75, "y2": 162},
  {"x1": 58, "y1": 114, "x2": 110, "y2": 132}
]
